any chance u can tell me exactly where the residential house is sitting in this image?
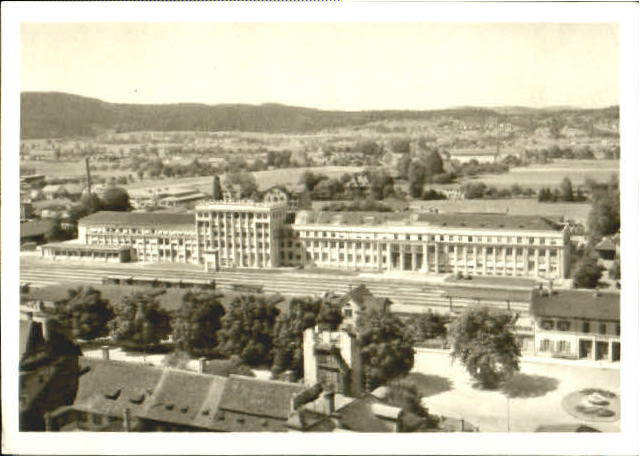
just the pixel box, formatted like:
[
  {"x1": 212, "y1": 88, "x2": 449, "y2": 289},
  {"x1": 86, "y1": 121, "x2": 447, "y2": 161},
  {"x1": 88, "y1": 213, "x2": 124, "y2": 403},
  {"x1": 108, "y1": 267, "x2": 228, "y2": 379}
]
[
  {"x1": 42, "y1": 185, "x2": 69, "y2": 200},
  {"x1": 46, "y1": 355, "x2": 305, "y2": 432},
  {"x1": 531, "y1": 289, "x2": 620, "y2": 362},
  {"x1": 334, "y1": 284, "x2": 390, "y2": 330}
]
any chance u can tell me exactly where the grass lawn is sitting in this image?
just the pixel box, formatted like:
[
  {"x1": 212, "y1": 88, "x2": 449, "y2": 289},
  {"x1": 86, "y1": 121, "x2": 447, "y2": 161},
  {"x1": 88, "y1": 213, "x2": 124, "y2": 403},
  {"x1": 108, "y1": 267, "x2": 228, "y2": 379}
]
[
  {"x1": 464, "y1": 160, "x2": 619, "y2": 190},
  {"x1": 411, "y1": 350, "x2": 620, "y2": 432}
]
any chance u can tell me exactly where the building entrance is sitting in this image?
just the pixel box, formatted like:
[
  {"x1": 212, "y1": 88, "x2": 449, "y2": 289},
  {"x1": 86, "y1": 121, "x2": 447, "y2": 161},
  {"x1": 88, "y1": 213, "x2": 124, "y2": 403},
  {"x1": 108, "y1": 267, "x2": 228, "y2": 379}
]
[
  {"x1": 579, "y1": 339, "x2": 593, "y2": 359},
  {"x1": 595, "y1": 341, "x2": 609, "y2": 360}
]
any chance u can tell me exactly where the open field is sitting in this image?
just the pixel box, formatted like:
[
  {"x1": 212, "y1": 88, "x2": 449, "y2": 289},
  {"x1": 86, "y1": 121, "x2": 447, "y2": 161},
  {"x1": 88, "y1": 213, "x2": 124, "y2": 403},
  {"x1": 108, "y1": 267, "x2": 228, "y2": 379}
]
[
  {"x1": 21, "y1": 159, "x2": 129, "y2": 179},
  {"x1": 410, "y1": 199, "x2": 592, "y2": 223},
  {"x1": 466, "y1": 160, "x2": 619, "y2": 190}
]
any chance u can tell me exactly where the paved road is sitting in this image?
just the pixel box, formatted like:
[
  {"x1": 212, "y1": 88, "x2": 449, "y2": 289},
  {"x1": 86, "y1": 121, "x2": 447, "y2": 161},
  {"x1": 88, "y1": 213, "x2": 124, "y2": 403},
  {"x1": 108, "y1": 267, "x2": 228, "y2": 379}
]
[
  {"x1": 413, "y1": 350, "x2": 620, "y2": 432},
  {"x1": 20, "y1": 256, "x2": 475, "y2": 313}
]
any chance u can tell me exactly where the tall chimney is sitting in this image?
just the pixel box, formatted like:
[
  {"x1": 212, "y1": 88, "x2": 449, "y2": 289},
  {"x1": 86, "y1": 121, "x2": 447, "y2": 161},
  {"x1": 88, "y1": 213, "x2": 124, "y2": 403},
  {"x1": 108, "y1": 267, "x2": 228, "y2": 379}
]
[
  {"x1": 198, "y1": 357, "x2": 206, "y2": 374},
  {"x1": 101, "y1": 345, "x2": 110, "y2": 361},
  {"x1": 459, "y1": 418, "x2": 465, "y2": 432},
  {"x1": 122, "y1": 408, "x2": 131, "y2": 432},
  {"x1": 323, "y1": 391, "x2": 335, "y2": 415},
  {"x1": 41, "y1": 318, "x2": 52, "y2": 341},
  {"x1": 85, "y1": 156, "x2": 92, "y2": 196}
]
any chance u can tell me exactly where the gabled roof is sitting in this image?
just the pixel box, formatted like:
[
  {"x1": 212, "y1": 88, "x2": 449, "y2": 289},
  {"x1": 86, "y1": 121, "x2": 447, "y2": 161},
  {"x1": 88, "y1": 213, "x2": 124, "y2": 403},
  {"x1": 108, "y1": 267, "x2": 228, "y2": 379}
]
[
  {"x1": 79, "y1": 211, "x2": 195, "y2": 229},
  {"x1": 340, "y1": 285, "x2": 388, "y2": 313},
  {"x1": 74, "y1": 358, "x2": 164, "y2": 418},
  {"x1": 595, "y1": 238, "x2": 616, "y2": 251},
  {"x1": 531, "y1": 289, "x2": 619, "y2": 321},
  {"x1": 20, "y1": 220, "x2": 56, "y2": 239},
  {"x1": 143, "y1": 370, "x2": 227, "y2": 429},
  {"x1": 218, "y1": 375, "x2": 305, "y2": 420}
]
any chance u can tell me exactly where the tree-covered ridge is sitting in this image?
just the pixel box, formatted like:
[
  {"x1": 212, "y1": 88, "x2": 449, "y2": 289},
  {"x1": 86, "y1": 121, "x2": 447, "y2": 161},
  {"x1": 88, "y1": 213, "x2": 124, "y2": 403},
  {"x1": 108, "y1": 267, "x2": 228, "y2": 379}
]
[{"x1": 20, "y1": 91, "x2": 619, "y2": 139}]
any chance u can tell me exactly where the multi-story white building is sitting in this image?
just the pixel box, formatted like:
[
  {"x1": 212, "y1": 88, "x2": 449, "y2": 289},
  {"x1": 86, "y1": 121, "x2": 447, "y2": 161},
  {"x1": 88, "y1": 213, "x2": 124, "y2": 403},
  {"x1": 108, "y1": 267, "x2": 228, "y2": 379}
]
[
  {"x1": 78, "y1": 212, "x2": 198, "y2": 264},
  {"x1": 194, "y1": 200, "x2": 289, "y2": 271},
  {"x1": 44, "y1": 203, "x2": 571, "y2": 281},
  {"x1": 292, "y1": 211, "x2": 570, "y2": 279}
]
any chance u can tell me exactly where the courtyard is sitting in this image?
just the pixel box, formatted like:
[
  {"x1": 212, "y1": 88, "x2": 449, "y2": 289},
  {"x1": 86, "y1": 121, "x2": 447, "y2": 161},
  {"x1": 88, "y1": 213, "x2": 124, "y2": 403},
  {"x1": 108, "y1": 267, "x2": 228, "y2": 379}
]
[{"x1": 411, "y1": 349, "x2": 620, "y2": 432}]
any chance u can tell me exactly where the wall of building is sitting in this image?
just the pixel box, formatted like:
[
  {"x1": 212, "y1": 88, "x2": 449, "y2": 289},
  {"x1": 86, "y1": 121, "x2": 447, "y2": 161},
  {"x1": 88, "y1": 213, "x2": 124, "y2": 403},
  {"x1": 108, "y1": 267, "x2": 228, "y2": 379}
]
[{"x1": 293, "y1": 224, "x2": 569, "y2": 279}]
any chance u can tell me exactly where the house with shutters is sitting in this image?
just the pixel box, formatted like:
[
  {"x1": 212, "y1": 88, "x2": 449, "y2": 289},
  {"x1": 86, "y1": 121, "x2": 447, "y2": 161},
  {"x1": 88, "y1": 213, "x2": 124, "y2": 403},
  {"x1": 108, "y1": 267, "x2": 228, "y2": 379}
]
[{"x1": 531, "y1": 289, "x2": 620, "y2": 362}]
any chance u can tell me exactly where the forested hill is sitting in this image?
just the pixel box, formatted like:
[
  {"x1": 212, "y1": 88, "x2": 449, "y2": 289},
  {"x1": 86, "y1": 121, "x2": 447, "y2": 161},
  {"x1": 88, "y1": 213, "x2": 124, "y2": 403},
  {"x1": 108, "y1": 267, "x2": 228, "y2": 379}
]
[{"x1": 20, "y1": 92, "x2": 619, "y2": 139}]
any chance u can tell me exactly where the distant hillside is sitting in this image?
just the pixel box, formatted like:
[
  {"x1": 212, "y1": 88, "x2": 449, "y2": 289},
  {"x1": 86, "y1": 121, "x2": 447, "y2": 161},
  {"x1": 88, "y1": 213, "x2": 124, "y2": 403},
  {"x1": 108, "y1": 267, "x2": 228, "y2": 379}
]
[{"x1": 20, "y1": 92, "x2": 619, "y2": 139}]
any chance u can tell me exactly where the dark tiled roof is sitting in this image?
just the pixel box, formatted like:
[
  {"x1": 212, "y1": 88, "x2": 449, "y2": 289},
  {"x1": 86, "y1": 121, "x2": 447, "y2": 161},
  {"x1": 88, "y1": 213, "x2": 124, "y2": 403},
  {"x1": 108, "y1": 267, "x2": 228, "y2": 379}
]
[
  {"x1": 295, "y1": 211, "x2": 562, "y2": 231},
  {"x1": 340, "y1": 285, "x2": 388, "y2": 313},
  {"x1": 74, "y1": 358, "x2": 164, "y2": 418},
  {"x1": 79, "y1": 211, "x2": 195, "y2": 228},
  {"x1": 20, "y1": 220, "x2": 56, "y2": 238},
  {"x1": 531, "y1": 290, "x2": 619, "y2": 321},
  {"x1": 335, "y1": 399, "x2": 395, "y2": 433},
  {"x1": 143, "y1": 370, "x2": 225, "y2": 429},
  {"x1": 218, "y1": 375, "x2": 304, "y2": 420},
  {"x1": 595, "y1": 238, "x2": 616, "y2": 251}
]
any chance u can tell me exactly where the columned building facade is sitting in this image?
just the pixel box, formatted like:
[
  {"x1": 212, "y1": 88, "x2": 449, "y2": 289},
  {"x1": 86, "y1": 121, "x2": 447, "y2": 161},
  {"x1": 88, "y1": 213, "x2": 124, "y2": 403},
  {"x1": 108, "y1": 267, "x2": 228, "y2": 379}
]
[{"x1": 292, "y1": 212, "x2": 570, "y2": 279}]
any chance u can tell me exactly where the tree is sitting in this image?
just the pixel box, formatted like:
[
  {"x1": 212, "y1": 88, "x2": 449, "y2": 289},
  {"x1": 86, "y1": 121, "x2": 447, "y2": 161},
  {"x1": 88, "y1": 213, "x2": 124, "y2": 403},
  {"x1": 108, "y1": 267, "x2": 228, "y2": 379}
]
[
  {"x1": 450, "y1": 307, "x2": 521, "y2": 389},
  {"x1": 390, "y1": 138, "x2": 411, "y2": 155},
  {"x1": 408, "y1": 161, "x2": 426, "y2": 198},
  {"x1": 225, "y1": 171, "x2": 258, "y2": 198},
  {"x1": 358, "y1": 310, "x2": 415, "y2": 391},
  {"x1": 410, "y1": 310, "x2": 448, "y2": 343},
  {"x1": 101, "y1": 186, "x2": 131, "y2": 211},
  {"x1": 559, "y1": 177, "x2": 574, "y2": 202},
  {"x1": 588, "y1": 188, "x2": 620, "y2": 237},
  {"x1": 573, "y1": 255, "x2": 604, "y2": 289},
  {"x1": 109, "y1": 292, "x2": 172, "y2": 351},
  {"x1": 171, "y1": 291, "x2": 226, "y2": 358},
  {"x1": 271, "y1": 297, "x2": 342, "y2": 378},
  {"x1": 216, "y1": 294, "x2": 282, "y2": 366},
  {"x1": 396, "y1": 155, "x2": 412, "y2": 180},
  {"x1": 211, "y1": 175, "x2": 223, "y2": 201},
  {"x1": 462, "y1": 182, "x2": 487, "y2": 199},
  {"x1": 422, "y1": 150, "x2": 445, "y2": 181},
  {"x1": 609, "y1": 259, "x2": 620, "y2": 280},
  {"x1": 52, "y1": 287, "x2": 114, "y2": 340},
  {"x1": 422, "y1": 189, "x2": 447, "y2": 200}
]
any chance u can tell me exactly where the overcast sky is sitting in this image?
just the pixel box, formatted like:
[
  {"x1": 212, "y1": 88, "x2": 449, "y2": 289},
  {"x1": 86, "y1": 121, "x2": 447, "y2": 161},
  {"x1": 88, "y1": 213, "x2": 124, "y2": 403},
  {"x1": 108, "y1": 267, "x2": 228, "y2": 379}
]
[{"x1": 21, "y1": 22, "x2": 618, "y2": 110}]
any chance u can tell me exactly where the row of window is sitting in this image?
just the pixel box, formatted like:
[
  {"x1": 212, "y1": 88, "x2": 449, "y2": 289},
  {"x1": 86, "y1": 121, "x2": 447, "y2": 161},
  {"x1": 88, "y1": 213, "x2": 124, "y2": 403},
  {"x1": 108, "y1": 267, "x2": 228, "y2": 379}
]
[
  {"x1": 539, "y1": 339, "x2": 571, "y2": 353},
  {"x1": 539, "y1": 319, "x2": 620, "y2": 336},
  {"x1": 300, "y1": 231, "x2": 560, "y2": 245}
]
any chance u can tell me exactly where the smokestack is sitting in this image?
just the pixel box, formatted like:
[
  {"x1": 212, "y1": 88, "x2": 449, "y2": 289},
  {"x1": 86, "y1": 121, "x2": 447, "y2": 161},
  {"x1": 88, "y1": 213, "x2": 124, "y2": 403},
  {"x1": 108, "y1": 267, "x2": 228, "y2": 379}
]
[
  {"x1": 323, "y1": 391, "x2": 335, "y2": 415},
  {"x1": 85, "y1": 156, "x2": 92, "y2": 196},
  {"x1": 122, "y1": 408, "x2": 131, "y2": 432},
  {"x1": 41, "y1": 318, "x2": 53, "y2": 341},
  {"x1": 198, "y1": 357, "x2": 206, "y2": 374},
  {"x1": 101, "y1": 346, "x2": 110, "y2": 361},
  {"x1": 459, "y1": 418, "x2": 465, "y2": 432}
]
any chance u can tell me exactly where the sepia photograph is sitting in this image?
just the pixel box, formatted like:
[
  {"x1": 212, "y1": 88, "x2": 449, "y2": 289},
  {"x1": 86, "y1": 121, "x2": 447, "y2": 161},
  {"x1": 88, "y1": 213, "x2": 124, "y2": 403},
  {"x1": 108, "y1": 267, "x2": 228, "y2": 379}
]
[{"x1": 2, "y1": 2, "x2": 639, "y2": 455}]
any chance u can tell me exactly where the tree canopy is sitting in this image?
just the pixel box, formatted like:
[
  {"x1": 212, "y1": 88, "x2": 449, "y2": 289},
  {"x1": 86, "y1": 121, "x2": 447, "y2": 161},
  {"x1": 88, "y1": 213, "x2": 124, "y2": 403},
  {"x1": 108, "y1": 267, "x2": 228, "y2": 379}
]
[
  {"x1": 171, "y1": 291, "x2": 226, "y2": 358},
  {"x1": 100, "y1": 186, "x2": 131, "y2": 211},
  {"x1": 572, "y1": 255, "x2": 604, "y2": 289},
  {"x1": 52, "y1": 287, "x2": 114, "y2": 340},
  {"x1": 588, "y1": 186, "x2": 620, "y2": 238},
  {"x1": 272, "y1": 297, "x2": 343, "y2": 379},
  {"x1": 358, "y1": 310, "x2": 415, "y2": 391},
  {"x1": 450, "y1": 307, "x2": 521, "y2": 389},
  {"x1": 216, "y1": 294, "x2": 282, "y2": 366},
  {"x1": 109, "y1": 292, "x2": 172, "y2": 351}
]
